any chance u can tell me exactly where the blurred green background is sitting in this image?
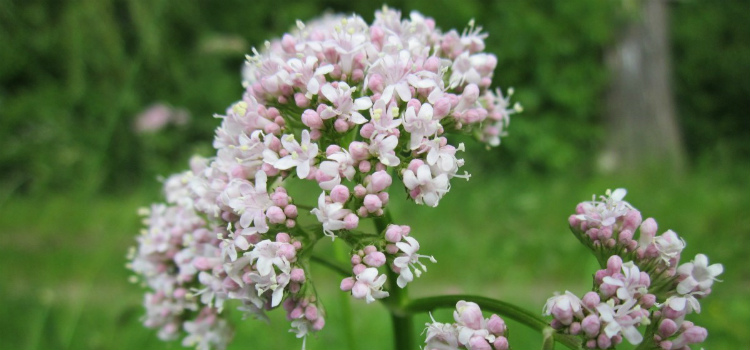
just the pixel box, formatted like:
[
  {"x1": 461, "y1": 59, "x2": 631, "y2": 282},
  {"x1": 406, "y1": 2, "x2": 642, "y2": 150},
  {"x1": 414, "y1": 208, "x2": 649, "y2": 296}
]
[{"x1": 1, "y1": 0, "x2": 748, "y2": 349}]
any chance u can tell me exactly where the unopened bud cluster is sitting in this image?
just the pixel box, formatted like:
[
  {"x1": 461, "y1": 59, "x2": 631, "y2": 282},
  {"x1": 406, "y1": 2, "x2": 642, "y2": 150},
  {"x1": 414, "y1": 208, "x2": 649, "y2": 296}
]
[
  {"x1": 544, "y1": 189, "x2": 722, "y2": 349},
  {"x1": 130, "y1": 7, "x2": 518, "y2": 350}
]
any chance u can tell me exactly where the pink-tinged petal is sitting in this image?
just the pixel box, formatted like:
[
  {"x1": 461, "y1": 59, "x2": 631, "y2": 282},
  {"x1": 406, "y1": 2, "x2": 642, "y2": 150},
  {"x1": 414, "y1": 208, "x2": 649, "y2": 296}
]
[
  {"x1": 409, "y1": 133, "x2": 423, "y2": 150},
  {"x1": 669, "y1": 297, "x2": 687, "y2": 311},
  {"x1": 315, "y1": 64, "x2": 334, "y2": 76},
  {"x1": 611, "y1": 188, "x2": 627, "y2": 201},
  {"x1": 321, "y1": 84, "x2": 337, "y2": 102},
  {"x1": 403, "y1": 171, "x2": 419, "y2": 189},
  {"x1": 350, "y1": 112, "x2": 367, "y2": 124},
  {"x1": 397, "y1": 268, "x2": 413, "y2": 288},
  {"x1": 416, "y1": 165, "x2": 432, "y2": 183},
  {"x1": 274, "y1": 156, "x2": 298, "y2": 170},
  {"x1": 254, "y1": 170, "x2": 267, "y2": 191},
  {"x1": 380, "y1": 85, "x2": 394, "y2": 103},
  {"x1": 395, "y1": 82, "x2": 411, "y2": 101},
  {"x1": 677, "y1": 262, "x2": 694, "y2": 276},
  {"x1": 307, "y1": 78, "x2": 320, "y2": 95},
  {"x1": 301, "y1": 129, "x2": 311, "y2": 145},
  {"x1": 622, "y1": 326, "x2": 643, "y2": 344},
  {"x1": 419, "y1": 103, "x2": 434, "y2": 119},
  {"x1": 707, "y1": 263, "x2": 723, "y2": 277},
  {"x1": 354, "y1": 97, "x2": 373, "y2": 110},
  {"x1": 677, "y1": 279, "x2": 698, "y2": 294},
  {"x1": 297, "y1": 161, "x2": 311, "y2": 179},
  {"x1": 423, "y1": 192, "x2": 439, "y2": 207}
]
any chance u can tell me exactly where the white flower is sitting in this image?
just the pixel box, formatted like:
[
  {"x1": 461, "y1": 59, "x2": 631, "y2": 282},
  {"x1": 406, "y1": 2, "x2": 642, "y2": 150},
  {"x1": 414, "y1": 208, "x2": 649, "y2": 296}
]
[
  {"x1": 601, "y1": 261, "x2": 648, "y2": 301},
  {"x1": 351, "y1": 267, "x2": 389, "y2": 303},
  {"x1": 369, "y1": 133, "x2": 401, "y2": 166},
  {"x1": 403, "y1": 164, "x2": 449, "y2": 207},
  {"x1": 319, "y1": 82, "x2": 372, "y2": 124},
  {"x1": 222, "y1": 171, "x2": 272, "y2": 234},
  {"x1": 403, "y1": 102, "x2": 440, "y2": 150},
  {"x1": 575, "y1": 188, "x2": 632, "y2": 228},
  {"x1": 393, "y1": 236, "x2": 436, "y2": 288},
  {"x1": 542, "y1": 291, "x2": 583, "y2": 325},
  {"x1": 310, "y1": 192, "x2": 352, "y2": 239},
  {"x1": 654, "y1": 230, "x2": 686, "y2": 264},
  {"x1": 676, "y1": 254, "x2": 723, "y2": 294},
  {"x1": 596, "y1": 299, "x2": 645, "y2": 345},
  {"x1": 271, "y1": 130, "x2": 319, "y2": 179}
]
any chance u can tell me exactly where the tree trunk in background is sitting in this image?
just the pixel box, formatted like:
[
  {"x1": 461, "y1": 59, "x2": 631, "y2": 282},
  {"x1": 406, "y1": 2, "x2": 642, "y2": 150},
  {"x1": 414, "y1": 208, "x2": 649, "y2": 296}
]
[{"x1": 601, "y1": 0, "x2": 685, "y2": 173}]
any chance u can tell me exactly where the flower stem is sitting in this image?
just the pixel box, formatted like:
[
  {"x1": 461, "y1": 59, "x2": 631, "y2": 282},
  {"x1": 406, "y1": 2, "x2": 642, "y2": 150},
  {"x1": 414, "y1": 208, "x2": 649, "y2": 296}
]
[{"x1": 404, "y1": 295, "x2": 582, "y2": 350}]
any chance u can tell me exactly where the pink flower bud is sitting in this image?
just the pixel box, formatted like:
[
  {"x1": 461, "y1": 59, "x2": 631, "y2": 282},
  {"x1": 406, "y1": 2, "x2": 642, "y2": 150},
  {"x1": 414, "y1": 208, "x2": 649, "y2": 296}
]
[
  {"x1": 623, "y1": 210, "x2": 642, "y2": 232},
  {"x1": 334, "y1": 119, "x2": 349, "y2": 132},
  {"x1": 286, "y1": 219, "x2": 296, "y2": 228},
  {"x1": 266, "y1": 206, "x2": 286, "y2": 224},
  {"x1": 487, "y1": 314, "x2": 506, "y2": 335},
  {"x1": 262, "y1": 163, "x2": 280, "y2": 176},
  {"x1": 271, "y1": 192, "x2": 290, "y2": 207},
  {"x1": 454, "y1": 301, "x2": 483, "y2": 329},
  {"x1": 264, "y1": 122, "x2": 280, "y2": 135},
  {"x1": 353, "y1": 184, "x2": 367, "y2": 198},
  {"x1": 385, "y1": 225, "x2": 402, "y2": 243},
  {"x1": 358, "y1": 160, "x2": 372, "y2": 173},
  {"x1": 291, "y1": 268, "x2": 305, "y2": 282},
  {"x1": 658, "y1": 318, "x2": 678, "y2": 338},
  {"x1": 326, "y1": 144, "x2": 341, "y2": 156},
  {"x1": 289, "y1": 282, "x2": 300, "y2": 293},
  {"x1": 619, "y1": 229, "x2": 634, "y2": 243},
  {"x1": 360, "y1": 123, "x2": 375, "y2": 139},
  {"x1": 301, "y1": 109, "x2": 323, "y2": 129},
  {"x1": 659, "y1": 340, "x2": 672, "y2": 350},
  {"x1": 385, "y1": 244, "x2": 399, "y2": 254},
  {"x1": 364, "y1": 194, "x2": 383, "y2": 212},
  {"x1": 639, "y1": 218, "x2": 658, "y2": 244},
  {"x1": 364, "y1": 251, "x2": 386, "y2": 267},
  {"x1": 641, "y1": 294, "x2": 656, "y2": 309},
  {"x1": 581, "y1": 315, "x2": 600, "y2": 337},
  {"x1": 313, "y1": 316, "x2": 325, "y2": 331},
  {"x1": 278, "y1": 244, "x2": 296, "y2": 260},
  {"x1": 407, "y1": 159, "x2": 424, "y2": 173},
  {"x1": 352, "y1": 264, "x2": 366, "y2": 275},
  {"x1": 607, "y1": 255, "x2": 623, "y2": 274},
  {"x1": 597, "y1": 334, "x2": 612, "y2": 349},
  {"x1": 671, "y1": 326, "x2": 707, "y2": 349},
  {"x1": 468, "y1": 336, "x2": 491, "y2": 350},
  {"x1": 378, "y1": 192, "x2": 389, "y2": 205},
  {"x1": 284, "y1": 205, "x2": 298, "y2": 218},
  {"x1": 582, "y1": 292, "x2": 600, "y2": 309},
  {"x1": 173, "y1": 288, "x2": 187, "y2": 299},
  {"x1": 343, "y1": 213, "x2": 359, "y2": 230},
  {"x1": 370, "y1": 170, "x2": 392, "y2": 192},
  {"x1": 330, "y1": 185, "x2": 350, "y2": 203},
  {"x1": 424, "y1": 56, "x2": 441, "y2": 72},
  {"x1": 340, "y1": 277, "x2": 355, "y2": 291},
  {"x1": 349, "y1": 141, "x2": 369, "y2": 160},
  {"x1": 432, "y1": 97, "x2": 452, "y2": 118},
  {"x1": 368, "y1": 73, "x2": 384, "y2": 92},
  {"x1": 276, "y1": 232, "x2": 291, "y2": 243},
  {"x1": 493, "y1": 336, "x2": 509, "y2": 350},
  {"x1": 570, "y1": 322, "x2": 582, "y2": 335},
  {"x1": 289, "y1": 306, "x2": 303, "y2": 319},
  {"x1": 356, "y1": 206, "x2": 368, "y2": 217},
  {"x1": 305, "y1": 305, "x2": 318, "y2": 321}
]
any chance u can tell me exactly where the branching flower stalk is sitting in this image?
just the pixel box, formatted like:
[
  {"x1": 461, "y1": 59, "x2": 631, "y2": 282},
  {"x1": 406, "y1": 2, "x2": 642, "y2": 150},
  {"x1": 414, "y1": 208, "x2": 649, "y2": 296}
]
[{"x1": 128, "y1": 7, "x2": 721, "y2": 350}]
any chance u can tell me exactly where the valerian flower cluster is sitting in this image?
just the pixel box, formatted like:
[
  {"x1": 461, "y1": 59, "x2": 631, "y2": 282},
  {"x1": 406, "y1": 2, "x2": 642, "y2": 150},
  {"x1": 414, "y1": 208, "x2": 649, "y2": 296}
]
[
  {"x1": 129, "y1": 7, "x2": 519, "y2": 350},
  {"x1": 543, "y1": 189, "x2": 723, "y2": 350},
  {"x1": 424, "y1": 301, "x2": 510, "y2": 350}
]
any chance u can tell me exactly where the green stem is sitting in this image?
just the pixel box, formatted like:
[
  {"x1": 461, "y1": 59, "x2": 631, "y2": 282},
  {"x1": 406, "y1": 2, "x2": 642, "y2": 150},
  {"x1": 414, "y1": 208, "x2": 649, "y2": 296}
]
[
  {"x1": 374, "y1": 212, "x2": 414, "y2": 350},
  {"x1": 404, "y1": 295, "x2": 582, "y2": 350},
  {"x1": 310, "y1": 255, "x2": 351, "y2": 277},
  {"x1": 333, "y1": 241, "x2": 357, "y2": 350}
]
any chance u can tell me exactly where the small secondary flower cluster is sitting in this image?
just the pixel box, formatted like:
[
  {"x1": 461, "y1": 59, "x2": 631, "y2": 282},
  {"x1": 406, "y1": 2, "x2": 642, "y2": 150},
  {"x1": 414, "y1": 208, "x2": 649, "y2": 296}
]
[
  {"x1": 424, "y1": 301, "x2": 510, "y2": 350},
  {"x1": 130, "y1": 7, "x2": 518, "y2": 350},
  {"x1": 543, "y1": 189, "x2": 723, "y2": 349}
]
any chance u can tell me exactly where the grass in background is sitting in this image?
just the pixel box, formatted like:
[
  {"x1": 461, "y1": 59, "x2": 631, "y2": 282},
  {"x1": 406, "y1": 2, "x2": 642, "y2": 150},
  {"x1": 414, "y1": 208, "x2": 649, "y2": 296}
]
[{"x1": 1, "y1": 166, "x2": 748, "y2": 350}]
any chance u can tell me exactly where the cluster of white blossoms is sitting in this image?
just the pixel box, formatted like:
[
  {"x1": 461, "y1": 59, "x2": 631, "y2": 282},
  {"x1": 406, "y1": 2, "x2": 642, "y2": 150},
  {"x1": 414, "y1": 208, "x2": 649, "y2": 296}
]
[
  {"x1": 129, "y1": 7, "x2": 519, "y2": 350},
  {"x1": 424, "y1": 301, "x2": 510, "y2": 350},
  {"x1": 544, "y1": 190, "x2": 723, "y2": 349}
]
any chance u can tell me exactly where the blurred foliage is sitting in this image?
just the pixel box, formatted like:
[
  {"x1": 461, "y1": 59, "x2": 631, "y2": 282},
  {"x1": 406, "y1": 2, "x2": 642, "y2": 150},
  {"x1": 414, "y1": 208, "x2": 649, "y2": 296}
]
[{"x1": 0, "y1": 0, "x2": 748, "y2": 195}]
